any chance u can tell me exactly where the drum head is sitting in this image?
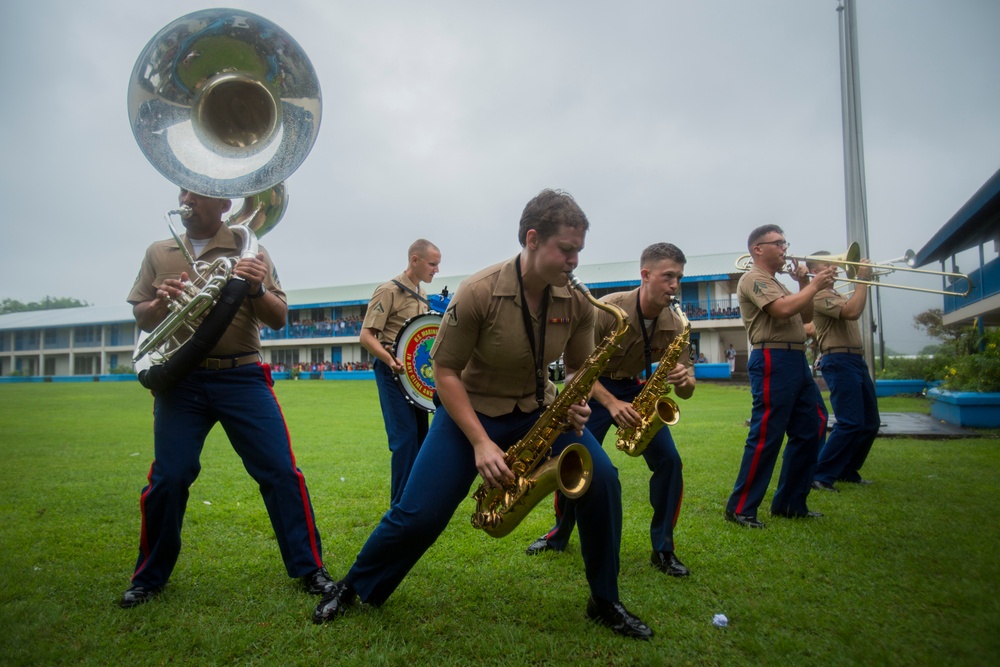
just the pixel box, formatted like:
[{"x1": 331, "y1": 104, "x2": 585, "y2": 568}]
[{"x1": 391, "y1": 313, "x2": 441, "y2": 412}]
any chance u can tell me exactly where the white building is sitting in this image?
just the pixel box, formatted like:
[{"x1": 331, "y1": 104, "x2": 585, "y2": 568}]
[{"x1": 0, "y1": 253, "x2": 749, "y2": 378}]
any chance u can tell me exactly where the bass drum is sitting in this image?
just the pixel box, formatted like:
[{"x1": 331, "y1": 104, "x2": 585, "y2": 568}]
[{"x1": 391, "y1": 313, "x2": 442, "y2": 413}]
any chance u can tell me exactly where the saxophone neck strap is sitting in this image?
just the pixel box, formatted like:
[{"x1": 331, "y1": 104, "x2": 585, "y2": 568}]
[
  {"x1": 515, "y1": 256, "x2": 549, "y2": 409},
  {"x1": 636, "y1": 289, "x2": 653, "y2": 381}
]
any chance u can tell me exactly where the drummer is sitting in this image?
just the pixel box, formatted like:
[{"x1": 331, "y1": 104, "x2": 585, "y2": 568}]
[{"x1": 360, "y1": 239, "x2": 442, "y2": 507}]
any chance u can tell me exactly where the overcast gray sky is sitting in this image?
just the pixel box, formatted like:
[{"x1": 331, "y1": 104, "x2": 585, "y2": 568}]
[{"x1": 2, "y1": 0, "x2": 998, "y2": 353}]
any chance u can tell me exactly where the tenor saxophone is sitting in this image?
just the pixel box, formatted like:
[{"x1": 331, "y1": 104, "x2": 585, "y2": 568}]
[
  {"x1": 470, "y1": 274, "x2": 631, "y2": 538},
  {"x1": 615, "y1": 300, "x2": 691, "y2": 457}
]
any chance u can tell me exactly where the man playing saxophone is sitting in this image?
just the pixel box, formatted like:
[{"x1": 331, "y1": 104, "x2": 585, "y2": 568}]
[
  {"x1": 525, "y1": 243, "x2": 696, "y2": 578},
  {"x1": 313, "y1": 189, "x2": 653, "y2": 639}
]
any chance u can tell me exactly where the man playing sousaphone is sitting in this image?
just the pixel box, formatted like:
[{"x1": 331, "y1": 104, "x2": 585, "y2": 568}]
[
  {"x1": 360, "y1": 239, "x2": 442, "y2": 507},
  {"x1": 120, "y1": 189, "x2": 334, "y2": 608}
]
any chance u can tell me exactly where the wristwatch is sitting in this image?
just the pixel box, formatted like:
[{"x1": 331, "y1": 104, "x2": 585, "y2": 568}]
[{"x1": 249, "y1": 283, "x2": 267, "y2": 299}]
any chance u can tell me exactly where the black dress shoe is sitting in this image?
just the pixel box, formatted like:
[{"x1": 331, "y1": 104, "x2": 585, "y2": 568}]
[
  {"x1": 812, "y1": 480, "x2": 839, "y2": 492},
  {"x1": 302, "y1": 566, "x2": 337, "y2": 595},
  {"x1": 525, "y1": 535, "x2": 562, "y2": 556},
  {"x1": 651, "y1": 551, "x2": 690, "y2": 577},
  {"x1": 119, "y1": 584, "x2": 162, "y2": 609},
  {"x1": 586, "y1": 597, "x2": 653, "y2": 639},
  {"x1": 312, "y1": 580, "x2": 357, "y2": 624},
  {"x1": 725, "y1": 510, "x2": 765, "y2": 529},
  {"x1": 772, "y1": 510, "x2": 824, "y2": 518}
]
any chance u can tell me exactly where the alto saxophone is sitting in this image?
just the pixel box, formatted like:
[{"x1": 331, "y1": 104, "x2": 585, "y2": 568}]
[
  {"x1": 470, "y1": 274, "x2": 632, "y2": 538},
  {"x1": 615, "y1": 299, "x2": 691, "y2": 457}
]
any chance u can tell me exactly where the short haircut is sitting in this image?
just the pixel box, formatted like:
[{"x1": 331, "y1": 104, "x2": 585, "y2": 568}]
[
  {"x1": 747, "y1": 224, "x2": 784, "y2": 253},
  {"x1": 408, "y1": 239, "x2": 439, "y2": 259},
  {"x1": 806, "y1": 250, "x2": 831, "y2": 272},
  {"x1": 518, "y1": 189, "x2": 589, "y2": 247},
  {"x1": 641, "y1": 242, "x2": 686, "y2": 267}
]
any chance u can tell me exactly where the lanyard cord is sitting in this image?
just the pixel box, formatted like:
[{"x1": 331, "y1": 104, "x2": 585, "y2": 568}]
[
  {"x1": 636, "y1": 289, "x2": 653, "y2": 381},
  {"x1": 515, "y1": 256, "x2": 549, "y2": 408}
]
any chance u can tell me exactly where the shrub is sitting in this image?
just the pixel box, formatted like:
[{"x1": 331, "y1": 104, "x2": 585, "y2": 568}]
[
  {"x1": 941, "y1": 328, "x2": 1000, "y2": 392},
  {"x1": 876, "y1": 355, "x2": 948, "y2": 382}
]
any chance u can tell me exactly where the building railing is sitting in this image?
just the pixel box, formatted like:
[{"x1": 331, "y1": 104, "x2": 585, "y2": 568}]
[
  {"x1": 943, "y1": 256, "x2": 999, "y2": 315},
  {"x1": 260, "y1": 319, "x2": 364, "y2": 340},
  {"x1": 681, "y1": 299, "x2": 741, "y2": 321}
]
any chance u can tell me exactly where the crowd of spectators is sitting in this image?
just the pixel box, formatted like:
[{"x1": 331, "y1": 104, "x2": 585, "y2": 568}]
[
  {"x1": 260, "y1": 317, "x2": 364, "y2": 340},
  {"x1": 270, "y1": 361, "x2": 372, "y2": 374},
  {"x1": 682, "y1": 303, "x2": 740, "y2": 320}
]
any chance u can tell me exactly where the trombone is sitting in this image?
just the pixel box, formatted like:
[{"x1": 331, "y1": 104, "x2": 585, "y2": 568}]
[{"x1": 734, "y1": 242, "x2": 972, "y2": 297}]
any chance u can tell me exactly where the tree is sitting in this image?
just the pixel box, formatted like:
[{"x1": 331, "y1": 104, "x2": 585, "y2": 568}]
[
  {"x1": 0, "y1": 297, "x2": 89, "y2": 314},
  {"x1": 913, "y1": 308, "x2": 978, "y2": 356}
]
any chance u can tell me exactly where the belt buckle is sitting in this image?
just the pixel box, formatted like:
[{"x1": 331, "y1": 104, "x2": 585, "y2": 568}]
[{"x1": 203, "y1": 357, "x2": 222, "y2": 370}]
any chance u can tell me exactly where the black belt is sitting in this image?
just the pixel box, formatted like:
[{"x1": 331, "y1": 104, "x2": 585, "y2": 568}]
[
  {"x1": 199, "y1": 352, "x2": 260, "y2": 370},
  {"x1": 751, "y1": 342, "x2": 806, "y2": 351},
  {"x1": 821, "y1": 347, "x2": 863, "y2": 355},
  {"x1": 603, "y1": 371, "x2": 639, "y2": 381}
]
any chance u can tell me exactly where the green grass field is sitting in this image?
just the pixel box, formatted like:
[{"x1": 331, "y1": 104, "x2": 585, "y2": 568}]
[{"x1": 0, "y1": 381, "x2": 997, "y2": 666}]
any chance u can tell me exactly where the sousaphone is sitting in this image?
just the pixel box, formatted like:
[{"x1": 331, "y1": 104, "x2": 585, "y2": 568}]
[{"x1": 128, "y1": 8, "x2": 321, "y2": 389}]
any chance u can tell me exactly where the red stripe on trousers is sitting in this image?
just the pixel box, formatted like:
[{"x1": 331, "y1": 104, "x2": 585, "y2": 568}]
[{"x1": 736, "y1": 349, "x2": 771, "y2": 515}]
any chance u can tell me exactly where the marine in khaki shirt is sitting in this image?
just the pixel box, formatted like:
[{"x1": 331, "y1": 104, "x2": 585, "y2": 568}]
[
  {"x1": 737, "y1": 263, "x2": 809, "y2": 345},
  {"x1": 811, "y1": 289, "x2": 864, "y2": 351},
  {"x1": 361, "y1": 273, "x2": 428, "y2": 352},
  {"x1": 313, "y1": 190, "x2": 654, "y2": 640},
  {"x1": 594, "y1": 288, "x2": 693, "y2": 381},
  {"x1": 128, "y1": 218, "x2": 285, "y2": 357},
  {"x1": 431, "y1": 255, "x2": 596, "y2": 418}
]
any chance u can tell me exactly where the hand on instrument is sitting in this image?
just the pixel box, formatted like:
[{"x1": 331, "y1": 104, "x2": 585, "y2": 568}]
[
  {"x1": 234, "y1": 253, "x2": 268, "y2": 295},
  {"x1": 609, "y1": 400, "x2": 641, "y2": 430},
  {"x1": 811, "y1": 265, "x2": 837, "y2": 291},
  {"x1": 789, "y1": 258, "x2": 810, "y2": 283},
  {"x1": 156, "y1": 272, "x2": 189, "y2": 307},
  {"x1": 567, "y1": 399, "x2": 591, "y2": 436},
  {"x1": 856, "y1": 258, "x2": 874, "y2": 281},
  {"x1": 389, "y1": 356, "x2": 405, "y2": 373},
  {"x1": 474, "y1": 439, "x2": 514, "y2": 490},
  {"x1": 666, "y1": 362, "x2": 691, "y2": 389}
]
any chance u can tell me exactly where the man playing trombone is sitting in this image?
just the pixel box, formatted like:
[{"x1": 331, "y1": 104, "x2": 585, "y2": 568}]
[
  {"x1": 725, "y1": 225, "x2": 836, "y2": 528},
  {"x1": 806, "y1": 252, "x2": 880, "y2": 491}
]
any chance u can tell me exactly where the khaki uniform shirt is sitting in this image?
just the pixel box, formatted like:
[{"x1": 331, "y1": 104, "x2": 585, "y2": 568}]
[
  {"x1": 361, "y1": 273, "x2": 428, "y2": 349},
  {"x1": 596, "y1": 288, "x2": 692, "y2": 379},
  {"x1": 431, "y1": 256, "x2": 596, "y2": 417},
  {"x1": 127, "y1": 224, "x2": 285, "y2": 356},
  {"x1": 812, "y1": 289, "x2": 863, "y2": 350},
  {"x1": 737, "y1": 263, "x2": 807, "y2": 344}
]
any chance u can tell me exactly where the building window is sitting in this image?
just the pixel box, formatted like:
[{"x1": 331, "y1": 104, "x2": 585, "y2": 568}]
[
  {"x1": 74, "y1": 356, "x2": 96, "y2": 375},
  {"x1": 74, "y1": 326, "x2": 100, "y2": 347}
]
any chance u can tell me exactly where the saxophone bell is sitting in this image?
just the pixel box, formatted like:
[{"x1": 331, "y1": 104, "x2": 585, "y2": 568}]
[
  {"x1": 474, "y1": 443, "x2": 593, "y2": 538},
  {"x1": 615, "y1": 299, "x2": 690, "y2": 457},
  {"x1": 656, "y1": 396, "x2": 680, "y2": 427}
]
